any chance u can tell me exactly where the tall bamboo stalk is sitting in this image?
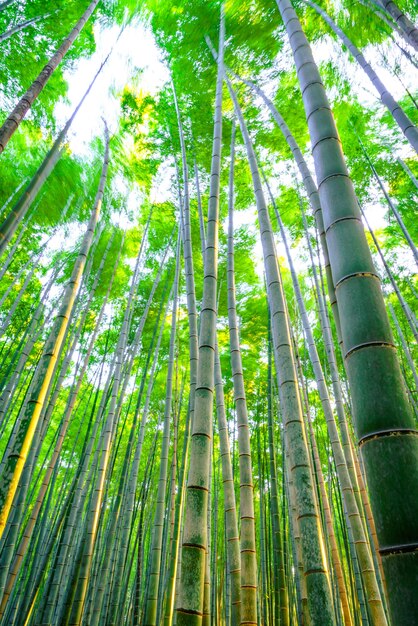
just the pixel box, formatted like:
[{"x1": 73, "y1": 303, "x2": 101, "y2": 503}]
[
  {"x1": 271, "y1": 187, "x2": 387, "y2": 626},
  {"x1": 0, "y1": 14, "x2": 47, "y2": 43},
  {"x1": 305, "y1": 0, "x2": 418, "y2": 153},
  {"x1": 176, "y1": 8, "x2": 224, "y2": 624},
  {"x1": 0, "y1": 124, "x2": 109, "y2": 538},
  {"x1": 266, "y1": 327, "x2": 289, "y2": 626},
  {"x1": 375, "y1": 0, "x2": 418, "y2": 51},
  {"x1": 0, "y1": 48, "x2": 112, "y2": 255},
  {"x1": 227, "y1": 68, "x2": 342, "y2": 343},
  {"x1": 144, "y1": 233, "x2": 180, "y2": 626},
  {"x1": 0, "y1": 0, "x2": 101, "y2": 153},
  {"x1": 226, "y1": 122, "x2": 258, "y2": 626},
  {"x1": 226, "y1": 75, "x2": 335, "y2": 625},
  {"x1": 275, "y1": 1, "x2": 418, "y2": 622},
  {"x1": 214, "y1": 345, "x2": 241, "y2": 626}
]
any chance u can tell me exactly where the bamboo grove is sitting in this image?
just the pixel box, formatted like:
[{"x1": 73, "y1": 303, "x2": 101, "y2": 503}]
[{"x1": 0, "y1": 0, "x2": 417, "y2": 625}]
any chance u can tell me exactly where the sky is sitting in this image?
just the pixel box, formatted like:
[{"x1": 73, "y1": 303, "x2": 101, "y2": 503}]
[
  {"x1": 58, "y1": 10, "x2": 418, "y2": 160},
  {"x1": 54, "y1": 20, "x2": 170, "y2": 155},
  {"x1": 51, "y1": 12, "x2": 418, "y2": 278}
]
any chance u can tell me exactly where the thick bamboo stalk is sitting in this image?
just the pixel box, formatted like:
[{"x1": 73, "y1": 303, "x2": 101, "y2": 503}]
[
  {"x1": 299, "y1": 206, "x2": 386, "y2": 590},
  {"x1": 275, "y1": 1, "x2": 418, "y2": 622},
  {"x1": 272, "y1": 191, "x2": 387, "y2": 626},
  {"x1": 376, "y1": 0, "x2": 418, "y2": 51}
]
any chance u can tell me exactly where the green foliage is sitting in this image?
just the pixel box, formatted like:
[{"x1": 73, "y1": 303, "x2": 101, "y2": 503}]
[{"x1": 0, "y1": 0, "x2": 417, "y2": 622}]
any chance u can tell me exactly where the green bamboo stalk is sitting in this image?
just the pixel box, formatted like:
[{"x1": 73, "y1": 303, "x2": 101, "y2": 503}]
[
  {"x1": 375, "y1": 0, "x2": 418, "y2": 51},
  {"x1": 172, "y1": 82, "x2": 199, "y2": 438},
  {"x1": 388, "y1": 302, "x2": 418, "y2": 391},
  {"x1": 353, "y1": 133, "x2": 418, "y2": 266},
  {"x1": 226, "y1": 68, "x2": 342, "y2": 343},
  {"x1": 176, "y1": 8, "x2": 224, "y2": 624},
  {"x1": 0, "y1": 13, "x2": 47, "y2": 43},
  {"x1": 226, "y1": 121, "x2": 258, "y2": 626},
  {"x1": 271, "y1": 185, "x2": 388, "y2": 625},
  {"x1": 266, "y1": 326, "x2": 289, "y2": 626},
  {"x1": 359, "y1": 204, "x2": 418, "y2": 343},
  {"x1": 144, "y1": 233, "x2": 180, "y2": 626},
  {"x1": 305, "y1": 0, "x2": 418, "y2": 153},
  {"x1": 164, "y1": 396, "x2": 191, "y2": 626},
  {"x1": 397, "y1": 156, "x2": 418, "y2": 191},
  {"x1": 226, "y1": 75, "x2": 335, "y2": 625},
  {"x1": 214, "y1": 344, "x2": 241, "y2": 626},
  {"x1": 0, "y1": 0, "x2": 101, "y2": 154},
  {"x1": 0, "y1": 53, "x2": 112, "y2": 256},
  {"x1": 0, "y1": 124, "x2": 109, "y2": 538},
  {"x1": 299, "y1": 205, "x2": 386, "y2": 590},
  {"x1": 275, "y1": 1, "x2": 418, "y2": 621}
]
